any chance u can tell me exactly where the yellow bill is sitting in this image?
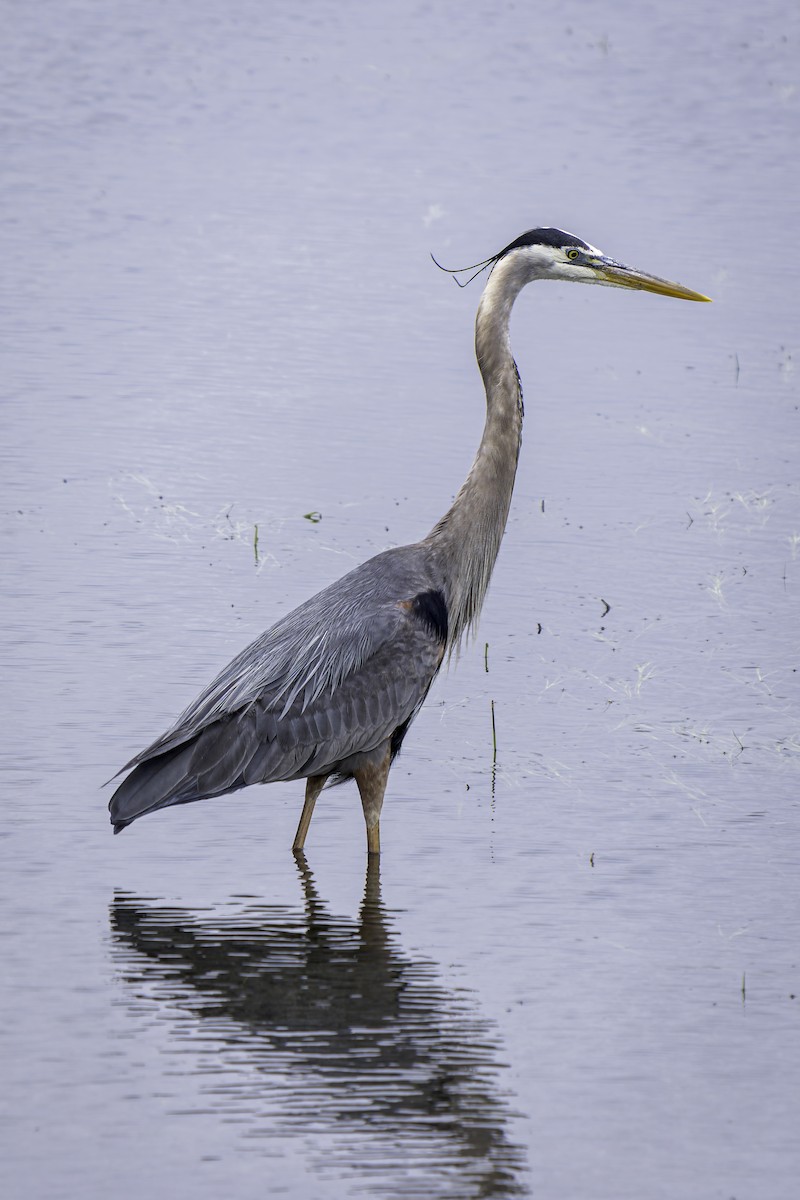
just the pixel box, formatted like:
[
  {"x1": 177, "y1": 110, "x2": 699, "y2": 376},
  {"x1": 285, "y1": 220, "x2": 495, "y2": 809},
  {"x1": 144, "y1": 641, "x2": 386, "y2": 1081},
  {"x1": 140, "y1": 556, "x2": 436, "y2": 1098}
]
[{"x1": 593, "y1": 258, "x2": 711, "y2": 302}]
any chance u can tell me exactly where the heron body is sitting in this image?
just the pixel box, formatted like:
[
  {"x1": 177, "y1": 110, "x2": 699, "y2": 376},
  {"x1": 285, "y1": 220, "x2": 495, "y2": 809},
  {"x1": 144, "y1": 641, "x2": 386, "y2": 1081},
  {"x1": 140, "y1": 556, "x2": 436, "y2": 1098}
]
[{"x1": 109, "y1": 228, "x2": 709, "y2": 851}]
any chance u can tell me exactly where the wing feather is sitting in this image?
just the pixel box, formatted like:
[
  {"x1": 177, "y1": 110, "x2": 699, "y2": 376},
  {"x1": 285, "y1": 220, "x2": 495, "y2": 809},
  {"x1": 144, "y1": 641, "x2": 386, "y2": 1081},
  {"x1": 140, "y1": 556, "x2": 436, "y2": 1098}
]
[{"x1": 109, "y1": 546, "x2": 447, "y2": 831}]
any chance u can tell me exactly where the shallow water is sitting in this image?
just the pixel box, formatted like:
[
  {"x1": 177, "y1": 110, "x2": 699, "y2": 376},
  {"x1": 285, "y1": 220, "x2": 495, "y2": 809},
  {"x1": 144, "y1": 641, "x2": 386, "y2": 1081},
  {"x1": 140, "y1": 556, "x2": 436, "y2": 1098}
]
[{"x1": 2, "y1": 1, "x2": 799, "y2": 1197}]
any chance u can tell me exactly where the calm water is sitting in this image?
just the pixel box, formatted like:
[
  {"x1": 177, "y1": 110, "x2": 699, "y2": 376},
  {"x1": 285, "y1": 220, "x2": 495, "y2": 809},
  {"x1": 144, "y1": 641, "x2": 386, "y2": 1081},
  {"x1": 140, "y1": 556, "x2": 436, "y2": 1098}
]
[{"x1": 2, "y1": 1, "x2": 799, "y2": 1197}]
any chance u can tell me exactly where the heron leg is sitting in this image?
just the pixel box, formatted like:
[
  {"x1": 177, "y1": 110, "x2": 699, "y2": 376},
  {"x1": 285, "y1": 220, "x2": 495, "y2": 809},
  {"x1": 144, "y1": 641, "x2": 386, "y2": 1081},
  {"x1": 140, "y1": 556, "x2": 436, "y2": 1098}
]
[
  {"x1": 292, "y1": 774, "x2": 328, "y2": 851},
  {"x1": 354, "y1": 744, "x2": 391, "y2": 856}
]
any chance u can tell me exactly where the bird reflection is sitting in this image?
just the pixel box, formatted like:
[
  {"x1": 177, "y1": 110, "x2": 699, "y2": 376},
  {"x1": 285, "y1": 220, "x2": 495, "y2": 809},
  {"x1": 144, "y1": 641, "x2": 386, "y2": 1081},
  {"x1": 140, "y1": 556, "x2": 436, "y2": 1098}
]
[{"x1": 110, "y1": 855, "x2": 528, "y2": 1198}]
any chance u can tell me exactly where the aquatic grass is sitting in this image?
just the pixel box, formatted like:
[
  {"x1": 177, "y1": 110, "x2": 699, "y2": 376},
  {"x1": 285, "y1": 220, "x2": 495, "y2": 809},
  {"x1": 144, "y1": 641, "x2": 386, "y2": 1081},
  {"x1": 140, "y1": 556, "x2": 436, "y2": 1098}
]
[{"x1": 490, "y1": 699, "x2": 497, "y2": 803}]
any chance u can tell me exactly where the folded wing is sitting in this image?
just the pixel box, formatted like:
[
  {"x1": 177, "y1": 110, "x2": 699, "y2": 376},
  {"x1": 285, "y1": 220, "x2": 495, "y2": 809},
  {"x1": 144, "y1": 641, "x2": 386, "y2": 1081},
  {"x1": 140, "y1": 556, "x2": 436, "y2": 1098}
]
[{"x1": 109, "y1": 548, "x2": 447, "y2": 832}]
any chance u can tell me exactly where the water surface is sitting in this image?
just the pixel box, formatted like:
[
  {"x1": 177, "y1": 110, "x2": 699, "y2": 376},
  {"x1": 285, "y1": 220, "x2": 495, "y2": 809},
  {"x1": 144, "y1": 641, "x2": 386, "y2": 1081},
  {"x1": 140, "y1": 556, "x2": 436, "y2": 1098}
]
[{"x1": 2, "y1": 1, "x2": 799, "y2": 1197}]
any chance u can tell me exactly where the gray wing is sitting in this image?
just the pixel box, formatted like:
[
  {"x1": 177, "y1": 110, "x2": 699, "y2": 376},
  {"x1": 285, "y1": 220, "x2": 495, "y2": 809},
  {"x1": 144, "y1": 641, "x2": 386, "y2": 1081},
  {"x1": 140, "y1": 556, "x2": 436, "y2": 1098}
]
[{"x1": 109, "y1": 546, "x2": 447, "y2": 830}]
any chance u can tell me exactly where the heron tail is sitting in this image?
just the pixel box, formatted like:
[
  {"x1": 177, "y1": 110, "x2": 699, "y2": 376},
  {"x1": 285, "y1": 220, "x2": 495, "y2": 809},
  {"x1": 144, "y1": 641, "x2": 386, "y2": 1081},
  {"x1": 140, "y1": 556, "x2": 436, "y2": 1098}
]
[
  {"x1": 109, "y1": 743, "x2": 200, "y2": 832},
  {"x1": 108, "y1": 713, "x2": 257, "y2": 832}
]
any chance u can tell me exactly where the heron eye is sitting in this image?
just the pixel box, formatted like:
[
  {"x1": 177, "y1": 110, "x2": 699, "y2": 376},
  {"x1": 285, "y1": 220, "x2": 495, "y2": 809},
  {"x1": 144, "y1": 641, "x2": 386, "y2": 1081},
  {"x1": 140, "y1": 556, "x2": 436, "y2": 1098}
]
[{"x1": 566, "y1": 248, "x2": 580, "y2": 261}]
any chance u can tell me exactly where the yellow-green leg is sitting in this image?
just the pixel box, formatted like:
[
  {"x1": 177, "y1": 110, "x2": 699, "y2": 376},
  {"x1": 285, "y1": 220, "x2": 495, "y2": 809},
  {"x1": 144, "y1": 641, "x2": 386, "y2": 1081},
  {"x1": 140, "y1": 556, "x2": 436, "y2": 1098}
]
[
  {"x1": 292, "y1": 774, "x2": 328, "y2": 851},
  {"x1": 354, "y1": 745, "x2": 391, "y2": 856}
]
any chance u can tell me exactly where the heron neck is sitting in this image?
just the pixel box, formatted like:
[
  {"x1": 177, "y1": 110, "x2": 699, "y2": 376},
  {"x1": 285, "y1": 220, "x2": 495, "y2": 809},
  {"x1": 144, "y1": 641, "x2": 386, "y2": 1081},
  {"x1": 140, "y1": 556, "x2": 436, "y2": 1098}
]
[{"x1": 426, "y1": 261, "x2": 526, "y2": 651}]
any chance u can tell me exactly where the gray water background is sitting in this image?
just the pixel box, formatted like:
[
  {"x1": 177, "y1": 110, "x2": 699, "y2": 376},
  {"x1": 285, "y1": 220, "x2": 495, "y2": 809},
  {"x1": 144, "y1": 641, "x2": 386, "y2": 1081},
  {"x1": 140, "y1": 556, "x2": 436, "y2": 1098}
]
[{"x1": 2, "y1": 1, "x2": 799, "y2": 1196}]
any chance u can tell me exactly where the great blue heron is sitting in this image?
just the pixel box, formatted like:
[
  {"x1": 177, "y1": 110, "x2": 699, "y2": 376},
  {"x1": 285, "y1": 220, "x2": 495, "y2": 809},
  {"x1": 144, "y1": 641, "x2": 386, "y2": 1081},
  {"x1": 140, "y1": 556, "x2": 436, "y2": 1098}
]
[{"x1": 109, "y1": 227, "x2": 709, "y2": 853}]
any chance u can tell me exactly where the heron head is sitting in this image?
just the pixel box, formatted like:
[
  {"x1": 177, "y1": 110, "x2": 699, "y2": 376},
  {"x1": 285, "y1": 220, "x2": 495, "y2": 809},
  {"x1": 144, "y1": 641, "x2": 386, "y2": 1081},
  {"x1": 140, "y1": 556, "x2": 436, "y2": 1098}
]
[
  {"x1": 434, "y1": 227, "x2": 710, "y2": 302},
  {"x1": 495, "y1": 227, "x2": 711, "y2": 301}
]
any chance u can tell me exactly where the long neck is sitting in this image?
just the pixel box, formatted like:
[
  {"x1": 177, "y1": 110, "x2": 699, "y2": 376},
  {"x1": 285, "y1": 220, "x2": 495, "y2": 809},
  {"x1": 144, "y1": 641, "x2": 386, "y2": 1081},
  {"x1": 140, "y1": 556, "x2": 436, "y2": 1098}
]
[{"x1": 426, "y1": 257, "x2": 527, "y2": 651}]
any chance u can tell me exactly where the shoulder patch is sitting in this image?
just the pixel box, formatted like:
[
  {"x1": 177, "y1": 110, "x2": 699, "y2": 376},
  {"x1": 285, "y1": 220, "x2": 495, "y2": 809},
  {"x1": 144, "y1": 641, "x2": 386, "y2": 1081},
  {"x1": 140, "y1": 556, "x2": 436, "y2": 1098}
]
[{"x1": 405, "y1": 589, "x2": 448, "y2": 645}]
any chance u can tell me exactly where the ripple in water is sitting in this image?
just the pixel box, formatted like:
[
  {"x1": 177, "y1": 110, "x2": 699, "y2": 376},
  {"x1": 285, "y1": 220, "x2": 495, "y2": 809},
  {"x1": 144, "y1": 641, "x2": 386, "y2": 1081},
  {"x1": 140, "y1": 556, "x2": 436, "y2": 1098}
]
[{"x1": 110, "y1": 854, "x2": 529, "y2": 1198}]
